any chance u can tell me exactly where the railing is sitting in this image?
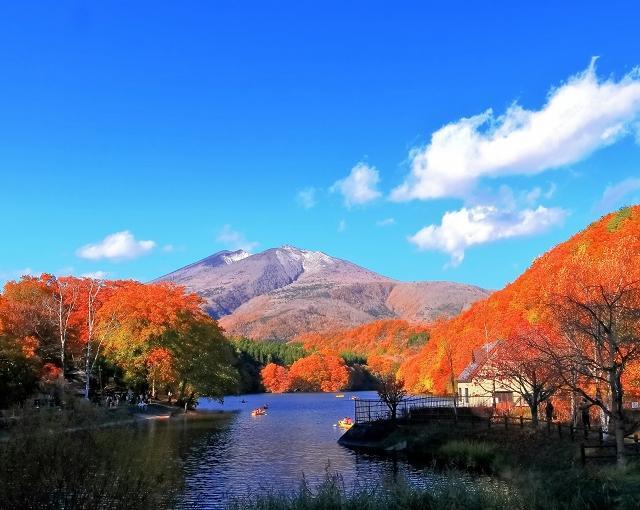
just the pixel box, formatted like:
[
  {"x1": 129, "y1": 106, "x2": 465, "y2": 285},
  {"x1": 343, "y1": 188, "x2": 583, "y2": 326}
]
[{"x1": 354, "y1": 395, "x2": 495, "y2": 424}]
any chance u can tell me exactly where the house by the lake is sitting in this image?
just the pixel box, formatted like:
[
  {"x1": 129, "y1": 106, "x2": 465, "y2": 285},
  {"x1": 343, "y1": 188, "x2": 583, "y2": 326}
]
[{"x1": 456, "y1": 340, "x2": 524, "y2": 406}]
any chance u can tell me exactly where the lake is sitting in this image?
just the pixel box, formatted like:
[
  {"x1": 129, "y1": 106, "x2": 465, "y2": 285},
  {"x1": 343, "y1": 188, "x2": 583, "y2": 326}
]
[{"x1": 139, "y1": 391, "x2": 469, "y2": 509}]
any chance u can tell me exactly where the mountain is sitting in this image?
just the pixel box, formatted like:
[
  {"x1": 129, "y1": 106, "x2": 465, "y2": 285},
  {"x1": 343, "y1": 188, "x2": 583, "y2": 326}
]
[
  {"x1": 399, "y1": 205, "x2": 640, "y2": 394},
  {"x1": 157, "y1": 245, "x2": 489, "y2": 340}
]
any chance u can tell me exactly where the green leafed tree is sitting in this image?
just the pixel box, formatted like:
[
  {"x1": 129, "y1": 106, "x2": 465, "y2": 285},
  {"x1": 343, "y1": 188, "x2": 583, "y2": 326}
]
[
  {"x1": 158, "y1": 316, "x2": 239, "y2": 409},
  {"x1": 0, "y1": 334, "x2": 39, "y2": 408}
]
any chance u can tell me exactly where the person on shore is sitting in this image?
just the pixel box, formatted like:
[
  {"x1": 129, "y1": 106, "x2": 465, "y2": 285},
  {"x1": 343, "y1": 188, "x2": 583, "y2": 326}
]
[
  {"x1": 581, "y1": 399, "x2": 591, "y2": 430},
  {"x1": 167, "y1": 390, "x2": 173, "y2": 405},
  {"x1": 545, "y1": 399, "x2": 554, "y2": 423}
]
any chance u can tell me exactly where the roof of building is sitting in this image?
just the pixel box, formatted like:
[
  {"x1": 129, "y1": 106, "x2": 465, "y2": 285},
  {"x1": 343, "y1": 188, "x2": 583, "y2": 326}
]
[{"x1": 457, "y1": 340, "x2": 502, "y2": 383}]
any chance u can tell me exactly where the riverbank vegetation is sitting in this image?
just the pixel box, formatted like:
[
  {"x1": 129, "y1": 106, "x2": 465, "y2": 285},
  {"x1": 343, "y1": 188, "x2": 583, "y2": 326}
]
[
  {"x1": 232, "y1": 336, "x2": 383, "y2": 393},
  {"x1": 399, "y1": 206, "x2": 640, "y2": 465},
  {"x1": 232, "y1": 419, "x2": 640, "y2": 510},
  {"x1": 228, "y1": 466, "x2": 640, "y2": 510},
  {"x1": 261, "y1": 353, "x2": 350, "y2": 392},
  {"x1": 0, "y1": 275, "x2": 239, "y2": 409},
  {"x1": 0, "y1": 401, "x2": 180, "y2": 509}
]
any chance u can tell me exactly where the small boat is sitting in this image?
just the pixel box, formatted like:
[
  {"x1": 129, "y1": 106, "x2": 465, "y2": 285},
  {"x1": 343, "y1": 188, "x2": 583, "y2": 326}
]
[
  {"x1": 335, "y1": 394, "x2": 345, "y2": 398},
  {"x1": 350, "y1": 396, "x2": 359, "y2": 400},
  {"x1": 251, "y1": 408, "x2": 266, "y2": 416},
  {"x1": 337, "y1": 418, "x2": 354, "y2": 429}
]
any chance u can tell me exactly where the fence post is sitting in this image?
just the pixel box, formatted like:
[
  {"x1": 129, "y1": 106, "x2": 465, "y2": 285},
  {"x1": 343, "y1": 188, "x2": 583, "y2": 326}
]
[
  {"x1": 488, "y1": 416, "x2": 491, "y2": 429},
  {"x1": 584, "y1": 426, "x2": 588, "y2": 440},
  {"x1": 520, "y1": 416, "x2": 523, "y2": 428},
  {"x1": 570, "y1": 425, "x2": 574, "y2": 441},
  {"x1": 504, "y1": 416, "x2": 508, "y2": 429},
  {"x1": 547, "y1": 420, "x2": 551, "y2": 435},
  {"x1": 557, "y1": 423, "x2": 562, "y2": 438},
  {"x1": 580, "y1": 444, "x2": 586, "y2": 466},
  {"x1": 598, "y1": 427, "x2": 603, "y2": 445}
]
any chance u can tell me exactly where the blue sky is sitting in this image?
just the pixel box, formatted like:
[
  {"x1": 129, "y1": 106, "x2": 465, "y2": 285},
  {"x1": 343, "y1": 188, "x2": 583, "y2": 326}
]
[{"x1": 1, "y1": 1, "x2": 640, "y2": 290}]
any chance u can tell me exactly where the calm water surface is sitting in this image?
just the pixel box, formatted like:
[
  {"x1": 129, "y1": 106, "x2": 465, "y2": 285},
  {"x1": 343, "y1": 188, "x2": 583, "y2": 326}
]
[{"x1": 143, "y1": 391, "x2": 465, "y2": 509}]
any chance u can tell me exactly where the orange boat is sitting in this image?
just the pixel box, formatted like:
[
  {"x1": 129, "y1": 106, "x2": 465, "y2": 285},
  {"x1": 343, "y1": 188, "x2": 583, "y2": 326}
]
[{"x1": 251, "y1": 408, "x2": 267, "y2": 416}]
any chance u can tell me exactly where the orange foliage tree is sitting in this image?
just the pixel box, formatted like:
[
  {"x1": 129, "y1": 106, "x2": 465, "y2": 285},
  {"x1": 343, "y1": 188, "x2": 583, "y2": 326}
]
[
  {"x1": 297, "y1": 319, "x2": 430, "y2": 381},
  {"x1": 260, "y1": 362, "x2": 290, "y2": 393},
  {"x1": 97, "y1": 280, "x2": 206, "y2": 384},
  {"x1": 0, "y1": 274, "x2": 239, "y2": 404},
  {"x1": 288, "y1": 353, "x2": 349, "y2": 392}
]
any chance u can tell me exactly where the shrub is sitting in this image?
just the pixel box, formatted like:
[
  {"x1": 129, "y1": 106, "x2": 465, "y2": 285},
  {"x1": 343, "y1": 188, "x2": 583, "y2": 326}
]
[{"x1": 437, "y1": 440, "x2": 498, "y2": 473}]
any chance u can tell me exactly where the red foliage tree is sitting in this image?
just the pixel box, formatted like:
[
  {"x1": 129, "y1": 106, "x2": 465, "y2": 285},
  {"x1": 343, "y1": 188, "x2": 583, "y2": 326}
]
[
  {"x1": 260, "y1": 362, "x2": 290, "y2": 393},
  {"x1": 288, "y1": 353, "x2": 349, "y2": 392}
]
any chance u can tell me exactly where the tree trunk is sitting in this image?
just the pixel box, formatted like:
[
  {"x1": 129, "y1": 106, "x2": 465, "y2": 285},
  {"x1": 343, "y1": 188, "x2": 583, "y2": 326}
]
[
  {"x1": 614, "y1": 416, "x2": 626, "y2": 466},
  {"x1": 610, "y1": 364, "x2": 626, "y2": 466},
  {"x1": 60, "y1": 332, "x2": 65, "y2": 378},
  {"x1": 84, "y1": 345, "x2": 91, "y2": 399},
  {"x1": 530, "y1": 402, "x2": 539, "y2": 427}
]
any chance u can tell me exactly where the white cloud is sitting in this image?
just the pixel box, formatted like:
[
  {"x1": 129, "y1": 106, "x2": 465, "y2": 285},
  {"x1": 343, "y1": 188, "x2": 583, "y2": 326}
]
[
  {"x1": 162, "y1": 244, "x2": 174, "y2": 252},
  {"x1": 331, "y1": 162, "x2": 381, "y2": 206},
  {"x1": 376, "y1": 218, "x2": 396, "y2": 227},
  {"x1": 296, "y1": 187, "x2": 317, "y2": 209},
  {"x1": 392, "y1": 60, "x2": 640, "y2": 201},
  {"x1": 81, "y1": 270, "x2": 108, "y2": 279},
  {"x1": 338, "y1": 219, "x2": 347, "y2": 232},
  {"x1": 216, "y1": 225, "x2": 259, "y2": 252},
  {"x1": 409, "y1": 205, "x2": 567, "y2": 266},
  {"x1": 77, "y1": 231, "x2": 156, "y2": 261},
  {"x1": 595, "y1": 177, "x2": 640, "y2": 212}
]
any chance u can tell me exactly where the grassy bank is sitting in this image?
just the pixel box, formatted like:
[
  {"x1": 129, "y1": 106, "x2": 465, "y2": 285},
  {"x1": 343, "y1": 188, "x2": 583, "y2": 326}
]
[
  {"x1": 0, "y1": 401, "x2": 182, "y2": 509},
  {"x1": 331, "y1": 421, "x2": 640, "y2": 510},
  {"x1": 228, "y1": 474, "x2": 512, "y2": 510},
  {"x1": 227, "y1": 464, "x2": 640, "y2": 510}
]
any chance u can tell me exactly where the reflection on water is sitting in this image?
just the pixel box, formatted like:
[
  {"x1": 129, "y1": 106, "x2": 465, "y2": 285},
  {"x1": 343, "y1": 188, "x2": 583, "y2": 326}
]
[{"x1": 141, "y1": 391, "x2": 464, "y2": 509}]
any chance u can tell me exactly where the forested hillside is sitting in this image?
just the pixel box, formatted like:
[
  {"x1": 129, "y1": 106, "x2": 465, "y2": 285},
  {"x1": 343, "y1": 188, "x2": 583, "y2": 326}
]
[{"x1": 399, "y1": 206, "x2": 640, "y2": 394}]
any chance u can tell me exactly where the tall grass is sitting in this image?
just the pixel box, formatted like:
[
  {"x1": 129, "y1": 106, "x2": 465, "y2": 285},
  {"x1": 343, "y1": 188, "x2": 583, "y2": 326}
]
[
  {"x1": 0, "y1": 401, "x2": 181, "y2": 509},
  {"x1": 227, "y1": 467, "x2": 640, "y2": 510},
  {"x1": 227, "y1": 473, "x2": 512, "y2": 510}
]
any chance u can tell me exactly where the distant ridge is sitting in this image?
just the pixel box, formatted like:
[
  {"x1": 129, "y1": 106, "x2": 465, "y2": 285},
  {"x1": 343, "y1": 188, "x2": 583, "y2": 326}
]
[{"x1": 156, "y1": 245, "x2": 489, "y2": 340}]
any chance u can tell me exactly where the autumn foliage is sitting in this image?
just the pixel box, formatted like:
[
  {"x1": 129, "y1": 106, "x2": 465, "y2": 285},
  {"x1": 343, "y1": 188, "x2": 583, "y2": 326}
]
[
  {"x1": 260, "y1": 362, "x2": 291, "y2": 393},
  {"x1": 260, "y1": 354, "x2": 349, "y2": 393},
  {"x1": 399, "y1": 205, "x2": 640, "y2": 394},
  {"x1": 0, "y1": 275, "x2": 238, "y2": 406},
  {"x1": 296, "y1": 319, "x2": 429, "y2": 378}
]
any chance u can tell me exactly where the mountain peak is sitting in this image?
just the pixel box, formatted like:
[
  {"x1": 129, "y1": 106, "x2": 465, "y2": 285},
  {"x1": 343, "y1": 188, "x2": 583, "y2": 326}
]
[{"x1": 156, "y1": 244, "x2": 489, "y2": 338}]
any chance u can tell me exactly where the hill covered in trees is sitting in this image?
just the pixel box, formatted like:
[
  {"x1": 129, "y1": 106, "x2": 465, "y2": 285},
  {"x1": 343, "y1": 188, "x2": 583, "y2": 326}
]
[
  {"x1": 296, "y1": 319, "x2": 430, "y2": 375},
  {"x1": 399, "y1": 206, "x2": 640, "y2": 395}
]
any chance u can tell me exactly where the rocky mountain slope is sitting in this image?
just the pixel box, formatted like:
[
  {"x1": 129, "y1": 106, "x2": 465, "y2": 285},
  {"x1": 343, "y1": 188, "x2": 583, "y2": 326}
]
[{"x1": 157, "y1": 245, "x2": 489, "y2": 339}]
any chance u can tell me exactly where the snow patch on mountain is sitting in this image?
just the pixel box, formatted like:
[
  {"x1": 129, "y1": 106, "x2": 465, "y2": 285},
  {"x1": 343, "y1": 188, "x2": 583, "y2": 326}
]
[{"x1": 221, "y1": 250, "x2": 251, "y2": 264}]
